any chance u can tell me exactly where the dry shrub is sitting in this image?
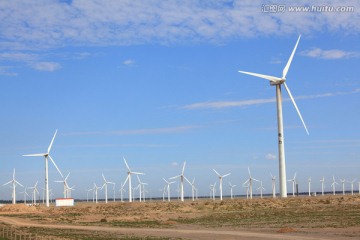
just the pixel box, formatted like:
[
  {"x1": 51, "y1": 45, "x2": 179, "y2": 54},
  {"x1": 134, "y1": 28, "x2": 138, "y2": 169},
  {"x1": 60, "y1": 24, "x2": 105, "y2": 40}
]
[{"x1": 277, "y1": 226, "x2": 297, "y2": 233}]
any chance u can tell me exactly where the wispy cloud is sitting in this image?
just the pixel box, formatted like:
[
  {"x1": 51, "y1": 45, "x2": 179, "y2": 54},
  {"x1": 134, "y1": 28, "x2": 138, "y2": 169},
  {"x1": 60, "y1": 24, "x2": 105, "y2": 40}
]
[
  {"x1": 30, "y1": 62, "x2": 61, "y2": 72},
  {"x1": 0, "y1": 1, "x2": 359, "y2": 49},
  {"x1": 301, "y1": 48, "x2": 360, "y2": 59},
  {"x1": 122, "y1": 59, "x2": 135, "y2": 66},
  {"x1": 266, "y1": 153, "x2": 276, "y2": 160},
  {"x1": 0, "y1": 66, "x2": 17, "y2": 76},
  {"x1": 182, "y1": 89, "x2": 360, "y2": 110},
  {"x1": 63, "y1": 125, "x2": 199, "y2": 136}
]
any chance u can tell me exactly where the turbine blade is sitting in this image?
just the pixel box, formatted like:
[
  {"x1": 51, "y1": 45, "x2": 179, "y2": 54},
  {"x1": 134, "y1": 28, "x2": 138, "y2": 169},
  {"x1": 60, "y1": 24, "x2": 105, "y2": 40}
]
[
  {"x1": 184, "y1": 176, "x2": 192, "y2": 185},
  {"x1": 131, "y1": 172, "x2": 144, "y2": 175},
  {"x1": 213, "y1": 169, "x2": 221, "y2": 177},
  {"x1": 48, "y1": 155, "x2": 63, "y2": 178},
  {"x1": 182, "y1": 161, "x2": 186, "y2": 175},
  {"x1": 23, "y1": 153, "x2": 46, "y2": 157},
  {"x1": 123, "y1": 157, "x2": 131, "y2": 172},
  {"x1": 239, "y1": 71, "x2": 282, "y2": 83},
  {"x1": 222, "y1": 173, "x2": 231, "y2": 178},
  {"x1": 248, "y1": 167, "x2": 251, "y2": 177},
  {"x1": 47, "y1": 129, "x2": 58, "y2": 154},
  {"x1": 282, "y1": 35, "x2": 301, "y2": 79},
  {"x1": 123, "y1": 175, "x2": 129, "y2": 185},
  {"x1": 102, "y1": 173, "x2": 107, "y2": 182},
  {"x1": 65, "y1": 172, "x2": 70, "y2": 181},
  {"x1": 3, "y1": 181, "x2": 12, "y2": 186},
  {"x1": 283, "y1": 82, "x2": 309, "y2": 135},
  {"x1": 163, "y1": 178, "x2": 169, "y2": 184},
  {"x1": 169, "y1": 175, "x2": 181, "y2": 180}
]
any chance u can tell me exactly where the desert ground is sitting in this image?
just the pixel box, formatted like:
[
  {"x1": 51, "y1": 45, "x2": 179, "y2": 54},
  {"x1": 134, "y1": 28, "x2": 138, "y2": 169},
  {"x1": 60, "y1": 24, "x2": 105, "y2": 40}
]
[{"x1": 0, "y1": 195, "x2": 360, "y2": 239}]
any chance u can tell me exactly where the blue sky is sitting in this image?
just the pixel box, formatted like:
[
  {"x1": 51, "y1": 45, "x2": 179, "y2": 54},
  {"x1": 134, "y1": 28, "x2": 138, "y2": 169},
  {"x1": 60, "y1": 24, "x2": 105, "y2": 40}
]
[{"x1": 0, "y1": 0, "x2": 359, "y2": 200}]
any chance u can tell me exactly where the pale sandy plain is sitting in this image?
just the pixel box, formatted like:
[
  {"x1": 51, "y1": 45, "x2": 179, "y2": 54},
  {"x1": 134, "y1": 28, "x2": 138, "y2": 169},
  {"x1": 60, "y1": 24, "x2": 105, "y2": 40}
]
[{"x1": 0, "y1": 195, "x2": 360, "y2": 239}]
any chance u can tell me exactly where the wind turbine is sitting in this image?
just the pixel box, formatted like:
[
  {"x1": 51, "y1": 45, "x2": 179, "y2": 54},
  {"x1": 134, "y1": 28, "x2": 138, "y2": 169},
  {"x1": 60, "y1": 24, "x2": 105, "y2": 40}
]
[
  {"x1": 348, "y1": 179, "x2": 355, "y2": 195},
  {"x1": 308, "y1": 177, "x2": 311, "y2": 196},
  {"x1": 136, "y1": 175, "x2": 148, "y2": 202},
  {"x1": 340, "y1": 178, "x2": 346, "y2": 195},
  {"x1": 257, "y1": 180, "x2": 265, "y2": 199},
  {"x1": 169, "y1": 162, "x2": 189, "y2": 202},
  {"x1": 270, "y1": 173, "x2": 276, "y2": 198},
  {"x1": 20, "y1": 186, "x2": 29, "y2": 205},
  {"x1": 3, "y1": 168, "x2": 24, "y2": 204},
  {"x1": 119, "y1": 181, "x2": 126, "y2": 202},
  {"x1": 213, "y1": 169, "x2": 231, "y2": 201},
  {"x1": 288, "y1": 172, "x2": 297, "y2": 197},
  {"x1": 23, "y1": 130, "x2": 63, "y2": 207},
  {"x1": 163, "y1": 178, "x2": 175, "y2": 202},
  {"x1": 93, "y1": 183, "x2": 100, "y2": 204},
  {"x1": 331, "y1": 176, "x2": 338, "y2": 195},
  {"x1": 86, "y1": 188, "x2": 92, "y2": 202},
  {"x1": 101, "y1": 174, "x2": 115, "y2": 204},
  {"x1": 243, "y1": 168, "x2": 259, "y2": 199},
  {"x1": 55, "y1": 172, "x2": 71, "y2": 198},
  {"x1": 29, "y1": 181, "x2": 39, "y2": 205},
  {"x1": 229, "y1": 182, "x2": 236, "y2": 199},
  {"x1": 185, "y1": 178, "x2": 196, "y2": 201},
  {"x1": 123, "y1": 157, "x2": 144, "y2": 203},
  {"x1": 239, "y1": 35, "x2": 309, "y2": 198},
  {"x1": 320, "y1": 176, "x2": 325, "y2": 196}
]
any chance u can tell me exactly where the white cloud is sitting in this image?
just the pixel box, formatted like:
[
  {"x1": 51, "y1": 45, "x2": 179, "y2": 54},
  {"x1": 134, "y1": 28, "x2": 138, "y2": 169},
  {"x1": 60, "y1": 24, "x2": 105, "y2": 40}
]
[
  {"x1": 266, "y1": 153, "x2": 276, "y2": 160},
  {"x1": 122, "y1": 59, "x2": 135, "y2": 66},
  {"x1": 182, "y1": 89, "x2": 360, "y2": 110},
  {"x1": 171, "y1": 162, "x2": 178, "y2": 167},
  {"x1": 301, "y1": 48, "x2": 360, "y2": 59},
  {"x1": 0, "y1": 1, "x2": 359, "y2": 49},
  {"x1": 30, "y1": 62, "x2": 61, "y2": 72},
  {"x1": 0, "y1": 66, "x2": 17, "y2": 76}
]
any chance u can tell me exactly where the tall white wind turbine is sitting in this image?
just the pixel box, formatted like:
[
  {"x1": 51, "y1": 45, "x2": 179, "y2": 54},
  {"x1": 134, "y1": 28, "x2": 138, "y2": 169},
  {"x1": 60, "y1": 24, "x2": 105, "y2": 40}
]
[
  {"x1": 170, "y1": 162, "x2": 189, "y2": 202},
  {"x1": 331, "y1": 176, "x2": 338, "y2": 195},
  {"x1": 101, "y1": 174, "x2": 115, "y2": 204},
  {"x1": 23, "y1": 130, "x2": 63, "y2": 207},
  {"x1": 119, "y1": 181, "x2": 126, "y2": 202},
  {"x1": 348, "y1": 179, "x2": 355, "y2": 195},
  {"x1": 163, "y1": 178, "x2": 175, "y2": 202},
  {"x1": 270, "y1": 173, "x2": 276, "y2": 198},
  {"x1": 288, "y1": 172, "x2": 297, "y2": 197},
  {"x1": 320, "y1": 176, "x2": 325, "y2": 196},
  {"x1": 55, "y1": 172, "x2": 71, "y2": 198},
  {"x1": 3, "y1": 168, "x2": 24, "y2": 204},
  {"x1": 340, "y1": 178, "x2": 346, "y2": 195},
  {"x1": 29, "y1": 181, "x2": 39, "y2": 205},
  {"x1": 123, "y1": 157, "x2": 144, "y2": 203},
  {"x1": 257, "y1": 180, "x2": 265, "y2": 199},
  {"x1": 93, "y1": 183, "x2": 100, "y2": 204},
  {"x1": 229, "y1": 182, "x2": 236, "y2": 199},
  {"x1": 213, "y1": 169, "x2": 231, "y2": 201},
  {"x1": 136, "y1": 175, "x2": 148, "y2": 202},
  {"x1": 308, "y1": 177, "x2": 311, "y2": 196},
  {"x1": 20, "y1": 186, "x2": 30, "y2": 205},
  {"x1": 243, "y1": 168, "x2": 259, "y2": 199},
  {"x1": 239, "y1": 35, "x2": 309, "y2": 198}
]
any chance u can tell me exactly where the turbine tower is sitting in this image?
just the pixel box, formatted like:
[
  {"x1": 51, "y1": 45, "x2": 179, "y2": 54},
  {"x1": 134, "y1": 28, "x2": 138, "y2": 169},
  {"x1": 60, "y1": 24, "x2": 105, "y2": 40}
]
[
  {"x1": 340, "y1": 178, "x2": 346, "y2": 195},
  {"x1": 288, "y1": 172, "x2": 297, "y2": 197},
  {"x1": 213, "y1": 169, "x2": 231, "y2": 201},
  {"x1": 239, "y1": 35, "x2": 309, "y2": 198},
  {"x1": 320, "y1": 176, "x2": 325, "y2": 196},
  {"x1": 163, "y1": 178, "x2": 175, "y2": 202},
  {"x1": 308, "y1": 176, "x2": 312, "y2": 196},
  {"x1": 170, "y1": 162, "x2": 189, "y2": 202},
  {"x1": 29, "y1": 181, "x2": 39, "y2": 205},
  {"x1": 243, "y1": 168, "x2": 259, "y2": 199},
  {"x1": 3, "y1": 168, "x2": 24, "y2": 204},
  {"x1": 55, "y1": 172, "x2": 71, "y2": 198},
  {"x1": 331, "y1": 176, "x2": 338, "y2": 195},
  {"x1": 101, "y1": 174, "x2": 115, "y2": 204},
  {"x1": 123, "y1": 157, "x2": 144, "y2": 203},
  {"x1": 270, "y1": 173, "x2": 276, "y2": 198},
  {"x1": 229, "y1": 182, "x2": 236, "y2": 199},
  {"x1": 23, "y1": 130, "x2": 63, "y2": 207}
]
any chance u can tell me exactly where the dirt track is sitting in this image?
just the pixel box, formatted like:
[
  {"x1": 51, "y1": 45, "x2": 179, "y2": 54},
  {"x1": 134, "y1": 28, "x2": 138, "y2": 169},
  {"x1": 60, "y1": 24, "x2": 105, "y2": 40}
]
[{"x1": 0, "y1": 215, "x2": 332, "y2": 240}]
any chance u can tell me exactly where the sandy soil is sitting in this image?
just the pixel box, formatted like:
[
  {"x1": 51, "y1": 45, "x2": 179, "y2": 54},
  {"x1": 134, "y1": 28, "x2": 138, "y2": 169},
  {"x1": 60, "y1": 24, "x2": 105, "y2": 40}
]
[{"x1": 0, "y1": 195, "x2": 360, "y2": 239}]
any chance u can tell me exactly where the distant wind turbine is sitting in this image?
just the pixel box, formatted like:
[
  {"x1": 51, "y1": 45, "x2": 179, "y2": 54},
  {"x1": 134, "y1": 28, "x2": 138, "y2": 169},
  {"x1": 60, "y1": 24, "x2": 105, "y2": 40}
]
[
  {"x1": 29, "y1": 181, "x2": 39, "y2": 205},
  {"x1": 348, "y1": 179, "x2": 355, "y2": 195},
  {"x1": 229, "y1": 182, "x2": 236, "y2": 199},
  {"x1": 331, "y1": 176, "x2": 338, "y2": 195},
  {"x1": 163, "y1": 178, "x2": 175, "y2": 202},
  {"x1": 239, "y1": 35, "x2": 309, "y2": 198},
  {"x1": 170, "y1": 162, "x2": 189, "y2": 202},
  {"x1": 23, "y1": 130, "x2": 63, "y2": 207},
  {"x1": 20, "y1": 186, "x2": 29, "y2": 205},
  {"x1": 288, "y1": 172, "x2": 297, "y2": 197},
  {"x1": 3, "y1": 168, "x2": 23, "y2": 204},
  {"x1": 257, "y1": 180, "x2": 265, "y2": 199},
  {"x1": 308, "y1": 177, "x2": 311, "y2": 196},
  {"x1": 270, "y1": 173, "x2": 276, "y2": 198},
  {"x1": 320, "y1": 176, "x2": 325, "y2": 196},
  {"x1": 101, "y1": 173, "x2": 115, "y2": 204},
  {"x1": 213, "y1": 169, "x2": 231, "y2": 201},
  {"x1": 243, "y1": 168, "x2": 259, "y2": 199},
  {"x1": 123, "y1": 157, "x2": 144, "y2": 203},
  {"x1": 340, "y1": 178, "x2": 346, "y2": 195}
]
